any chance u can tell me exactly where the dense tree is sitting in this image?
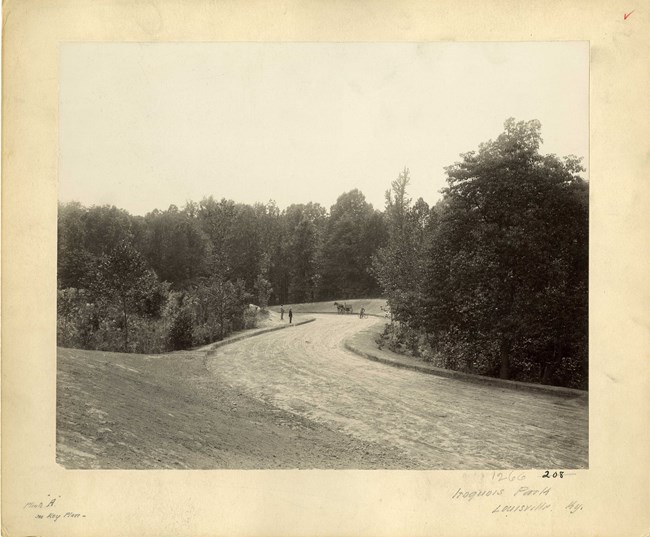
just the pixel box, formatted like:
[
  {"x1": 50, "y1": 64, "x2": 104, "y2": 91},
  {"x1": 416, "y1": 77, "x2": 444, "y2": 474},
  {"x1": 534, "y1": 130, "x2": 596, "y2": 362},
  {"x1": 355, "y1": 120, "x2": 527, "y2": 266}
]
[
  {"x1": 58, "y1": 202, "x2": 136, "y2": 289},
  {"x1": 191, "y1": 275, "x2": 250, "y2": 341},
  {"x1": 283, "y1": 203, "x2": 326, "y2": 303},
  {"x1": 372, "y1": 169, "x2": 429, "y2": 326},
  {"x1": 252, "y1": 201, "x2": 286, "y2": 305},
  {"x1": 58, "y1": 202, "x2": 92, "y2": 289},
  {"x1": 253, "y1": 253, "x2": 273, "y2": 310},
  {"x1": 420, "y1": 119, "x2": 588, "y2": 386},
  {"x1": 88, "y1": 240, "x2": 164, "y2": 351},
  {"x1": 197, "y1": 198, "x2": 263, "y2": 289},
  {"x1": 81, "y1": 205, "x2": 135, "y2": 257},
  {"x1": 140, "y1": 205, "x2": 211, "y2": 288},
  {"x1": 371, "y1": 120, "x2": 588, "y2": 388},
  {"x1": 319, "y1": 190, "x2": 387, "y2": 299},
  {"x1": 166, "y1": 293, "x2": 195, "y2": 350}
]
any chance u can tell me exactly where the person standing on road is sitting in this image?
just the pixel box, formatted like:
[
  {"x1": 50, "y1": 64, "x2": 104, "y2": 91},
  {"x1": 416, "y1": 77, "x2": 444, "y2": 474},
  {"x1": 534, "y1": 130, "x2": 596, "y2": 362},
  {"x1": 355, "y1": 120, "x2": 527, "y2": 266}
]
[
  {"x1": 359, "y1": 307, "x2": 365, "y2": 319},
  {"x1": 280, "y1": 305, "x2": 284, "y2": 320},
  {"x1": 288, "y1": 308, "x2": 293, "y2": 324}
]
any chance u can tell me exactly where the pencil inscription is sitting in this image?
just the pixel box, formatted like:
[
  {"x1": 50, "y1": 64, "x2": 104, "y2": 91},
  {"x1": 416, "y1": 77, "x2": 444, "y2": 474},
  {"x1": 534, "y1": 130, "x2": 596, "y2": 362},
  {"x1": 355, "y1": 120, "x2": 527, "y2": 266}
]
[{"x1": 22, "y1": 495, "x2": 86, "y2": 522}]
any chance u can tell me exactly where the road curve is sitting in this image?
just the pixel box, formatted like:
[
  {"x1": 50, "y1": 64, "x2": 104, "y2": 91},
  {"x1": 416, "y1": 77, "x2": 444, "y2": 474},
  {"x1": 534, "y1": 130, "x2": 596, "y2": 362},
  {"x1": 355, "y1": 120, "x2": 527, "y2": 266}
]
[{"x1": 207, "y1": 315, "x2": 588, "y2": 469}]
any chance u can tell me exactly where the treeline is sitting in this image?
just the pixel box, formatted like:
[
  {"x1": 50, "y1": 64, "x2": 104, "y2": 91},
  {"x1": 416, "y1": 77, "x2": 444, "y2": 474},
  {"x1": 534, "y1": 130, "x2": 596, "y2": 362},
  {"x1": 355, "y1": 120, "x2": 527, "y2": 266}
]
[
  {"x1": 372, "y1": 119, "x2": 588, "y2": 389},
  {"x1": 57, "y1": 190, "x2": 386, "y2": 352},
  {"x1": 58, "y1": 118, "x2": 588, "y2": 389}
]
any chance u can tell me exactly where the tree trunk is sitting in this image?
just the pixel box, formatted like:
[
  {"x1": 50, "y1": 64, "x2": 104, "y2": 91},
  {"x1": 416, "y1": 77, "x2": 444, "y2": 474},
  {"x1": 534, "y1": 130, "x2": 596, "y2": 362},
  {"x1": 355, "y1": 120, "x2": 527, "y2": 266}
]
[
  {"x1": 542, "y1": 338, "x2": 560, "y2": 385},
  {"x1": 499, "y1": 337, "x2": 511, "y2": 379},
  {"x1": 542, "y1": 364, "x2": 552, "y2": 384},
  {"x1": 122, "y1": 297, "x2": 129, "y2": 352}
]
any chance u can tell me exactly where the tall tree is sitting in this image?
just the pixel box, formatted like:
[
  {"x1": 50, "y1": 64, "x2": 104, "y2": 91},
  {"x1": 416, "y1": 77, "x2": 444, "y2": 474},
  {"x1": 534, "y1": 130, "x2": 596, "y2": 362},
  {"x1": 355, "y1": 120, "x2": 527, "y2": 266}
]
[
  {"x1": 88, "y1": 240, "x2": 164, "y2": 351},
  {"x1": 192, "y1": 275, "x2": 250, "y2": 340},
  {"x1": 197, "y1": 198, "x2": 262, "y2": 290},
  {"x1": 254, "y1": 252, "x2": 273, "y2": 309},
  {"x1": 319, "y1": 189, "x2": 386, "y2": 299},
  {"x1": 58, "y1": 201, "x2": 92, "y2": 289},
  {"x1": 58, "y1": 203, "x2": 137, "y2": 289},
  {"x1": 141, "y1": 205, "x2": 211, "y2": 288},
  {"x1": 421, "y1": 118, "x2": 588, "y2": 384},
  {"x1": 372, "y1": 169, "x2": 429, "y2": 325},
  {"x1": 284, "y1": 203, "x2": 326, "y2": 303}
]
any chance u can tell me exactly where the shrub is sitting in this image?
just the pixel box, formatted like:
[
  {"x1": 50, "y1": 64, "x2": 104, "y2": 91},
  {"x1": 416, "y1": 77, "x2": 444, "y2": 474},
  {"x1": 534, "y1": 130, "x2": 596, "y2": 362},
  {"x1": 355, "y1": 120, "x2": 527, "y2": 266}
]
[
  {"x1": 167, "y1": 307, "x2": 194, "y2": 350},
  {"x1": 243, "y1": 308, "x2": 259, "y2": 330}
]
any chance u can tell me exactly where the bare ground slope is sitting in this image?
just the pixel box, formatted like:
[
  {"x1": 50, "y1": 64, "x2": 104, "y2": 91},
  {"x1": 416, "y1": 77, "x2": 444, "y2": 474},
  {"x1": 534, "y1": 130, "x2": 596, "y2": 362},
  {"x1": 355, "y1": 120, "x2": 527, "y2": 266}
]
[{"x1": 57, "y1": 346, "x2": 407, "y2": 469}]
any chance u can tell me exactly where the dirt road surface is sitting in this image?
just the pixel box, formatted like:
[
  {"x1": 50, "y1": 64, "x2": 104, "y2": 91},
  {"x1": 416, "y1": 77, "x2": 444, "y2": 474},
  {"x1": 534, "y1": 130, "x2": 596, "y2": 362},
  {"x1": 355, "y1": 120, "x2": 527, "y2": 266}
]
[
  {"x1": 58, "y1": 314, "x2": 587, "y2": 469},
  {"x1": 208, "y1": 315, "x2": 588, "y2": 469}
]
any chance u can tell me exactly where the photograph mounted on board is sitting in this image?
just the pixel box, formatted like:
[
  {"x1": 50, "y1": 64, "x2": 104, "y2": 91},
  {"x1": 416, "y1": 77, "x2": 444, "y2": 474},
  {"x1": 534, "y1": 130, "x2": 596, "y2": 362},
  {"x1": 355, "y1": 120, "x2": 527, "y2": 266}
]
[{"x1": 56, "y1": 42, "x2": 588, "y2": 470}]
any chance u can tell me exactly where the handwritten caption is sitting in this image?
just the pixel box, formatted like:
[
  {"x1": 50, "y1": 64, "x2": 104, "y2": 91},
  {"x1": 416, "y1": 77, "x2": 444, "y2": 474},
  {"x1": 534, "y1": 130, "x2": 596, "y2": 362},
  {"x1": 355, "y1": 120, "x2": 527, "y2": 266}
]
[
  {"x1": 23, "y1": 495, "x2": 86, "y2": 522},
  {"x1": 450, "y1": 471, "x2": 584, "y2": 515}
]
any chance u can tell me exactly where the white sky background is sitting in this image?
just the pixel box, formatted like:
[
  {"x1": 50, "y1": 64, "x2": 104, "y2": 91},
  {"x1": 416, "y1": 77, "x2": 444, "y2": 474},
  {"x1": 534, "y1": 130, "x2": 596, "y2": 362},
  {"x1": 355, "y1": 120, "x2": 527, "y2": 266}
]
[{"x1": 59, "y1": 42, "x2": 589, "y2": 215}]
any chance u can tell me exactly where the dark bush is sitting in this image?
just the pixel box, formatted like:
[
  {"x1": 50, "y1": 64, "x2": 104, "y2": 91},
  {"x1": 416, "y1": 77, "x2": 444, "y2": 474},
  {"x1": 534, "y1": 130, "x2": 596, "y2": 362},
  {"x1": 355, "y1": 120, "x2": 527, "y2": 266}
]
[{"x1": 167, "y1": 308, "x2": 195, "y2": 350}]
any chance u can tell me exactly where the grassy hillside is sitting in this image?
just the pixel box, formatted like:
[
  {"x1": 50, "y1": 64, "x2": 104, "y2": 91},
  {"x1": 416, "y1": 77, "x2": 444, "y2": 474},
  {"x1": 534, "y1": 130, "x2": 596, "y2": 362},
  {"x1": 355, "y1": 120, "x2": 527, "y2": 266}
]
[{"x1": 270, "y1": 298, "x2": 389, "y2": 317}]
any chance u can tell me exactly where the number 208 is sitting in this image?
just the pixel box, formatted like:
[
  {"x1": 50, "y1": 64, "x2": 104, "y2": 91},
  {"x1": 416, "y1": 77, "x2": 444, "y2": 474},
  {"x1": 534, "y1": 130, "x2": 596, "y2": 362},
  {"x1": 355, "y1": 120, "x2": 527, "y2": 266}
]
[{"x1": 542, "y1": 471, "x2": 564, "y2": 478}]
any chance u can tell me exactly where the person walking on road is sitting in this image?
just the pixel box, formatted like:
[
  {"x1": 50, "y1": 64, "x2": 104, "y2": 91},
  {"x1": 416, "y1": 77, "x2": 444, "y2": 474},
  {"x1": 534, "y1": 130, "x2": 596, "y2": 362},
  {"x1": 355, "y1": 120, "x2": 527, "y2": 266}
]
[
  {"x1": 288, "y1": 308, "x2": 293, "y2": 324},
  {"x1": 280, "y1": 305, "x2": 284, "y2": 320},
  {"x1": 359, "y1": 307, "x2": 365, "y2": 319}
]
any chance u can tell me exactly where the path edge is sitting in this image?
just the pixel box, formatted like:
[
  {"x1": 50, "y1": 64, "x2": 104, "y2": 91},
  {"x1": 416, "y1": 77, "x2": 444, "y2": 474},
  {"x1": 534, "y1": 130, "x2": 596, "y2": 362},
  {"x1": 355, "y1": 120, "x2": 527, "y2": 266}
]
[
  {"x1": 344, "y1": 339, "x2": 588, "y2": 399},
  {"x1": 205, "y1": 318, "x2": 316, "y2": 355}
]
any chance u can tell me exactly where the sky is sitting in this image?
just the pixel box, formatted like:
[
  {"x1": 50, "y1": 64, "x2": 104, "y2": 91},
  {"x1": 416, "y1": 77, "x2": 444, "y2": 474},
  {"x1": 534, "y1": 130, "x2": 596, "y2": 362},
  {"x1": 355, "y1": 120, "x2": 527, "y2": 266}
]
[{"x1": 59, "y1": 42, "x2": 589, "y2": 215}]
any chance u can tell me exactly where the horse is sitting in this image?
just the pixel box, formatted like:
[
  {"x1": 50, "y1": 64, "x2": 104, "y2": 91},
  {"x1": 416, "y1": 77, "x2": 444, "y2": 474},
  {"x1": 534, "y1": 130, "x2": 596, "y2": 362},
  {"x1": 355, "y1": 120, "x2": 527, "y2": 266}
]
[{"x1": 334, "y1": 302, "x2": 354, "y2": 314}]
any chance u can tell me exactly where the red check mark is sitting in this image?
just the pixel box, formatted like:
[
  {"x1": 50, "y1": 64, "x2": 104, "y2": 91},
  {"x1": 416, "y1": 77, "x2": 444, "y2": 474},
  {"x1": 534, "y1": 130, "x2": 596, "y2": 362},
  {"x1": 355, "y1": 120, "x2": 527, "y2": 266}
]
[{"x1": 624, "y1": 10, "x2": 634, "y2": 20}]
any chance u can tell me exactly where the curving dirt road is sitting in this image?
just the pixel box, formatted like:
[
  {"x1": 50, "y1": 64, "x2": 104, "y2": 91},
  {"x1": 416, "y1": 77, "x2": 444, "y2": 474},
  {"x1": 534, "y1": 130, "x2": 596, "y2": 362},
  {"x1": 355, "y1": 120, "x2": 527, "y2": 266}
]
[
  {"x1": 57, "y1": 312, "x2": 588, "y2": 469},
  {"x1": 207, "y1": 315, "x2": 588, "y2": 469}
]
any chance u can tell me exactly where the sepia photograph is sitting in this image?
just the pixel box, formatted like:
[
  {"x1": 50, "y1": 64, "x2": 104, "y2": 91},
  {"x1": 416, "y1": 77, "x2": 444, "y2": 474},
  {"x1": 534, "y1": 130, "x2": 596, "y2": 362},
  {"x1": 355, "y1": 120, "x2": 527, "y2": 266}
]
[
  {"x1": 5, "y1": 1, "x2": 650, "y2": 535},
  {"x1": 55, "y1": 42, "x2": 589, "y2": 470}
]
